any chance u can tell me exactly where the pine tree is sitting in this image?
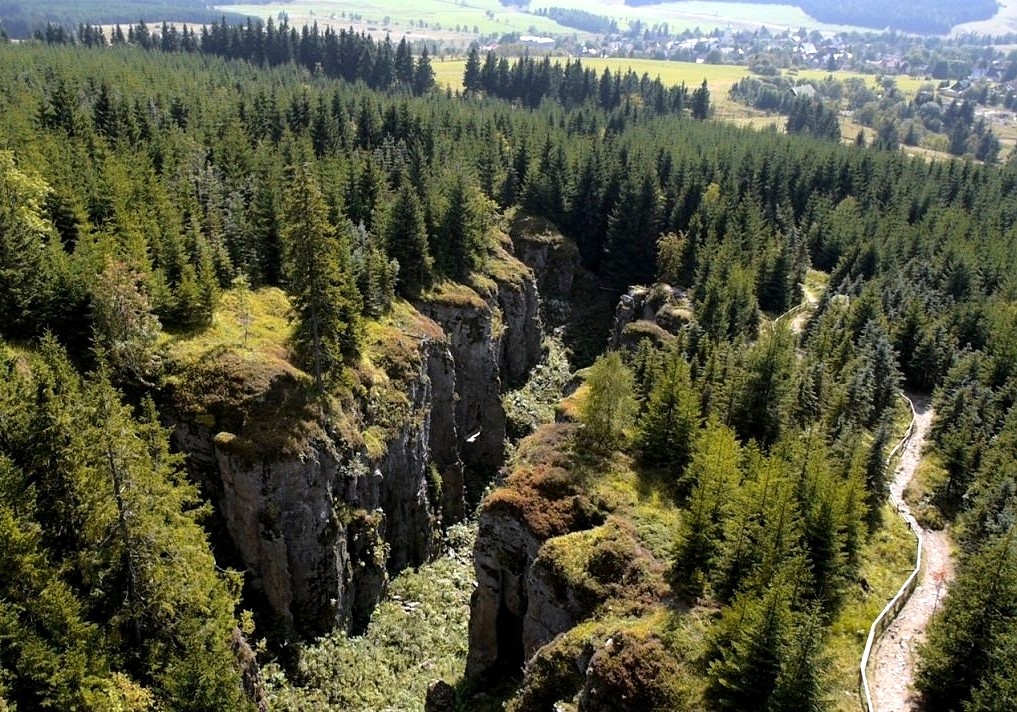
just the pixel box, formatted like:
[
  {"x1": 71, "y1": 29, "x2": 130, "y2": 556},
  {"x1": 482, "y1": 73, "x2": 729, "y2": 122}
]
[
  {"x1": 691, "y1": 79, "x2": 710, "y2": 120},
  {"x1": 636, "y1": 354, "x2": 700, "y2": 479},
  {"x1": 2, "y1": 343, "x2": 252, "y2": 711},
  {"x1": 413, "y1": 47, "x2": 435, "y2": 96},
  {"x1": 768, "y1": 607, "x2": 827, "y2": 712},
  {"x1": 433, "y1": 172, "x2": 487, "y2": 281},
  {"x1": 730, "y1": 325, "x2": 795, "y2": 447},
  {"x1": 384, "y1": 178, "x2": 433, "y2": 296},
  {"x1": 707, "y1": 578, "x2": 791, "y2": 710},
  {"x1": 463, "y1": 45, "x2": 482, "y2": 95},
  {"x1": 0, "y1": 150, "x2": 59, "y2": 339},
  {"x1": 602, "y1": 166, "x2": 662, "y2": 289},
  {"x1": 90, "y1": 257, "x2": 162, "y2": 385},
  {"x1": 672, "y1": 420, "x2": 742, "y2": 597},
  {"x1": 917, "y1": 532, "x2": 1017, "y2": 712},
  {"x1": 394, "y1": 37, "x2": 414, "y2": 86},
  {"x1": 282, "y1": 160, "x2": 363, "y2": 392},
  {"x1": 579, "y1": 351, "x2": 637, "y2": 452}
]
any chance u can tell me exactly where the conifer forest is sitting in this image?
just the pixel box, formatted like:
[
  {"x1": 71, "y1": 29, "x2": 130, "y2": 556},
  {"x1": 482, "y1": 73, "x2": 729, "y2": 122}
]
[{"x1": 0, "y1": 12, "x2": 1016, "y2": 712}]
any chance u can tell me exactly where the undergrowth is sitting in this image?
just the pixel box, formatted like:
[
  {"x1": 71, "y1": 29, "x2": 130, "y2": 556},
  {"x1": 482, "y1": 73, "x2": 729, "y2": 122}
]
[
  {"x1": 503, "y1": 336, "x2": 573, "y2": 439},
  {"x1": 264, "y1": 523, "x2": 476, "y2": 712}
]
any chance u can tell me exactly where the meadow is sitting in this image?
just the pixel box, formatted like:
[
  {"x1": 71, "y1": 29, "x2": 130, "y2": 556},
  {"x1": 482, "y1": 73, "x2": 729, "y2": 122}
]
[
  {"x1": 215, "y1": 0, "x2": 874, "y2": 40},
  {"x1": 218, "y1": 0, "x2": 569, "y2": 41}
]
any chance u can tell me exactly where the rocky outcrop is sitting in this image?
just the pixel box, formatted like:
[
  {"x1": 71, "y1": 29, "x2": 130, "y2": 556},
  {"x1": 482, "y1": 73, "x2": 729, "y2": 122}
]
[
  {"x1": 424, "y1": 341, "x2": 466, "y2": 523},
  {"x1": 466, "y1": 423, "x2": 606, "y2": 679},
  {"x1": 166, "y1": 247, "x2": 547, "y2": 638},
  {"x1": 175, "y1": 402, "x2": 390, "y2": 636},
  {"x1": 166, "y1": 317, "x2": 456, "y2": 636},
  {"x1": 498, "y1": 271, "x2": 543, "y2": 390},
  {"x1": 420, "y1": 248, "x2": 543, "y2": 482},
  {"x1": 609, "y1": 283, "x2": 693, "y2": 349},
  {"x1": 467, "y1": 507, "x2": 545, "y2": 678},
  {"x1": 508, "y1": 213, "x2": 580, "y2": 330},
  {"x1": 420, "y1": 292, "x2": 509, "y2": 483},
  {"x1": 466, "y1": 422, "x2": 675, "y2": 709},
  {"x1": 522, "y1": 546, "x2": 596, "y2": 657}
]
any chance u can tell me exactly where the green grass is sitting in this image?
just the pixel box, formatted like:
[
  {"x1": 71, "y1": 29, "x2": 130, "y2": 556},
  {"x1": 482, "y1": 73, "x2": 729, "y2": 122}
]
[
  {"x1": 217, "y1": 0, "x2": 567, "y2": 38},
  {"x1": 823, "y1": 502, "x2": 917, "y2": 712},
  {"x1": 161, "y1": 286, "x2": 293, "y2": 359},
  {"x1": 435, "y1": 56, "x2": 924, "y2": 106},
  {"x1": 804, "y1": 268, "x2": 830, "y2": 302},
  {"x1": 219, "y1": 0, "x2": 876, "y2": 38},
  {"x1": 904, "y1": 452, "x2": 952, "y2": 530}
]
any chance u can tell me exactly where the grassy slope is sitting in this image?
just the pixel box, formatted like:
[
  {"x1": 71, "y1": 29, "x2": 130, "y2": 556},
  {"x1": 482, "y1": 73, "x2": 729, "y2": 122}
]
[{"x1": 824, "y1": 502, "x2": 915, "y2": 710}]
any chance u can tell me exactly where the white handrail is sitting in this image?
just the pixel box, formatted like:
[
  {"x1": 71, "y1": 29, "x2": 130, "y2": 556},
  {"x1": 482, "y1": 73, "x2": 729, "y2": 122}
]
[{"x1": 859, "y1": 393, "x2": 922, "y2": 712}]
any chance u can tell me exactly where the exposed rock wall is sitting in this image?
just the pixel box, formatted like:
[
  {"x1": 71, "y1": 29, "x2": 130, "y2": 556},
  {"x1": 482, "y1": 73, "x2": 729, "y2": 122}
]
[
  {"x1": 508, "y1": 214, "x2": 579, "y2": 330},
  {"x1": 424, "y1": 341, "x2": 466, "y2": 523},
  {"x1": 175, "y1": 411, "x2": 389, "y2": 636},
  {"x1": 467, "y1": 508, "x2": 544, "y2": 678},
  {"x1": 609, "y1": 283, "x2": 692, "y2": 349},
  {"x1": 467, "y1": 505, "x2": 598, "y2": 681},
  {"x1": 465, "y1": 421, "x2": 675, "y2": 709},
  {"x1": 420, "y1": 254, "x2": 543, "y2": 482},
  {"x1": 168, "y1": 331, "x2": 450, "y2": 636},
  {"x1": 420, "y1": 296, "x2": 508, "y2": 483},
  {"x1": 465, "y1": 423, "x2": 606, "y2": 680},
  {"x1": 498, "y1": 273, "x2": 543, "y2": 390},
  {"x1": 168, "y1": 248, "x2": 546, "y2": 637}
]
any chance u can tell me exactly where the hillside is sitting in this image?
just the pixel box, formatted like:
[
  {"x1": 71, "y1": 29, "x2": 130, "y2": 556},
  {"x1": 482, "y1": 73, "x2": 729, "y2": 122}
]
[
  {"x1": 1, "y1": 25, "x2": 1016, "y2": 712},
  {"x1": 623, "y1": 0, "x2": 998, "y2": 34}
]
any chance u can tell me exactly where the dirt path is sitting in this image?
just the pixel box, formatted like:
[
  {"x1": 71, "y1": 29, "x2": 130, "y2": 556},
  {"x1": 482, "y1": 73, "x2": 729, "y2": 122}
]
[{"x1": 869, "y1": 395, "x2": 954, "y2": 712}]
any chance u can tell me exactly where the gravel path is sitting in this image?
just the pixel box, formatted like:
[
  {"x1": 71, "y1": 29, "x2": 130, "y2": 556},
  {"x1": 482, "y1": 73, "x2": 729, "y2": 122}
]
[{"x1": 869, "y1": 396, "x2": 954, "y2": 712}]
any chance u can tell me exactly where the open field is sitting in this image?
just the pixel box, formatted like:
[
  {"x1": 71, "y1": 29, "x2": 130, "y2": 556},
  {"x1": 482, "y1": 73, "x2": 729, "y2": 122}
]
[
  {"x1": 217, "y1": 0, "x2": 571, "y2": 43},
  {"x1": 432, "y1": 55, "x2": 924, "y2": 99},
  {"x1": 434, "y1": 55, "x2": 997, "y2": 159},
  {"x1": 217, "y1": 0, "x2": 873, "y2": 38},
  {"x1": 952, "y1": 0, "x2": 1017, "y2": 35},
  {"x1": 539, "y1": 0, "x2": 865, "y2": 33}
]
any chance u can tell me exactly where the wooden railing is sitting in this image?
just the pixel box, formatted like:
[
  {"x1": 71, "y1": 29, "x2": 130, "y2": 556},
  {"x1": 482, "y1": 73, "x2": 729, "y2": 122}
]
[
  {"x1": 858, "y1": 393, "x2": 922, "y2": 712},
  {"x1": 771, "y1": 300, "x2": 809, "y2": 328}
]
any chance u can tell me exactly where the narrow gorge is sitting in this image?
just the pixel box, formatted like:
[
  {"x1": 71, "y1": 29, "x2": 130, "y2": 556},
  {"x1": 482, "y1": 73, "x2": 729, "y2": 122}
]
[{"x1": 160, "y1": 220, "x2": 556, "y2": 639}]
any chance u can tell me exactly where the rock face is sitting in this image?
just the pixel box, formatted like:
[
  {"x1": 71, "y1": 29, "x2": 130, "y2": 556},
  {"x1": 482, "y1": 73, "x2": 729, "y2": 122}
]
[
  {"x1": 171, "y1": 370, "x2": 396, "y2": 636},
  {"x1": 466, "y1": 423, "x2": 605, "y2": 679},
  {"x1": 466, "y1": 422, "x2": 675, "y2": 710},
  {"x1": 467, "y1": 508, "x2": 545, "y2": 677},
  {"x1": 420, "y1": 251, "x2": 543, "y2": 483},
  {"x1": 508, "y1": 214, "x2": 580, "y2": 330},
  {"x1": 420, "y1": 294, "x2": 508, "y2": 483},
  {"x1": 424, "y1": 341, "x2": 466, "y2": 523},
  {"x1": 167, "y1": 248, "x2": 545, "y2": 637},
  {"x1": 609, "y1": 283, "x2": 692, "y2": 349}
]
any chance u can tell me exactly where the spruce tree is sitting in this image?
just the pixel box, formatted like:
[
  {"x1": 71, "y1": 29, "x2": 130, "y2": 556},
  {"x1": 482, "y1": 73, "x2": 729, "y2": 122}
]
[
  {"x1": 282, "y1": 160, "x2": 363, "y2": 392},
  {"x1": 636, "y1": 354, "x2": 700, "y2": 479},
  {"x1": 384, "y1": 178, "x2": 433, "y2": 296},
  {"x1": 463, "y1": 45, "x2": 481, "y2": 95}
]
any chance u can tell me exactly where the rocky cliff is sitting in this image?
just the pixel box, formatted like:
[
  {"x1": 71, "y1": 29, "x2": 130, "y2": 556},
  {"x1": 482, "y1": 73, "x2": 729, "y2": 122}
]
[
  {"x1": 419, "y1": 240, "x2": 543, "y2": 485},
  {"x1": 507, "y1": 214, "x2": 580, "y2": 331},
  {"x1": 466, "y1": 419, "x2": 681, "y2": 710},
  {"x1": 164, "y1": 309, "x2": 443, "y2": 636},
  {"x1": 609, "y1": 283, "x2": 693, "y2": 350},
  {"x1": 163, "y1": 237, "x2": 545, "y2": 637}
]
